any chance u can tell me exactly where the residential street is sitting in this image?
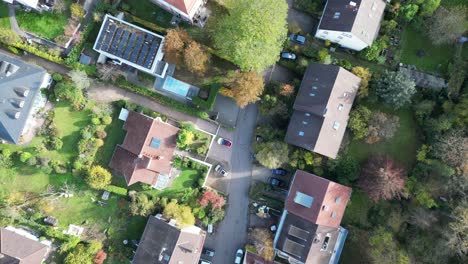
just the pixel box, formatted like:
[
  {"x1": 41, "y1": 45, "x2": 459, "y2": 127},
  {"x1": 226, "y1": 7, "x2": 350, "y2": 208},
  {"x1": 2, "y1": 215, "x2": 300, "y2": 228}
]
[{"x1": 204, "y1": 103, "x2": 258, "y2": 264}]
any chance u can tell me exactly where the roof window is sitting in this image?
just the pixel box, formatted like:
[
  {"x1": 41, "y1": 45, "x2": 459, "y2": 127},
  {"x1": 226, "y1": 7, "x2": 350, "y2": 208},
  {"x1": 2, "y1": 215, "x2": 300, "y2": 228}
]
[
  {"x1": 331, "y1": 211, "x2": 337, "y2": 218},
  {"x1": 298, "y1": 131, "x2": 305, "y2": 136},
  {"x1": 149, "y1": 137, "x2": 161, "y2": 149},
  {"x1": 350, "y1": 1, "x2": 357, "y2": 7},
  {"x1": 309, "y1": 93, "x2": 315, "y2": 97},
  {"x1": 322, "y1": 205, "x2": 329, "y2": 211},
  {"x1": 338, "y1": 104, "x2": 344, "y2": 111},
  {"x1": 333, "y1": 122, "x2": 340, "y2": 130},
  {"x1": 321, "y1": 236, "x2": 330, "y2": 251},
  {"x1": 312, "y1": 86, "x2": 318, "y2": 90},
  {"x1": 333, "y1": 12, "x2": 341, "y2": 19},
  {"x1": 335, "y1": 197, "x2": 341, "y2": 204},
  {"x1": 294, "y1": 191, "x2": 314, "y2": 208},
  {"x1": 302, "y1": 121, "x2": 308, "y2": 125},
  {"x1": 305, "y1": 113, "x2": 311, "y2": 117}
]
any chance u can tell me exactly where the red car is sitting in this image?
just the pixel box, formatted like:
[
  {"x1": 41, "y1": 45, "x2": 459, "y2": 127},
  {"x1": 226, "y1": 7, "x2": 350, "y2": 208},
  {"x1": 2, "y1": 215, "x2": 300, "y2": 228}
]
[{"x1": 217, "y1": 137, "x2": 232, "y2": 148}]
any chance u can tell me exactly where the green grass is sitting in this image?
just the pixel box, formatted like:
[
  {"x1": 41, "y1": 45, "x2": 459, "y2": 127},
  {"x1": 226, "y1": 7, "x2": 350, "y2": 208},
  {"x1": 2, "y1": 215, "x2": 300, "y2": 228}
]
[
  {"x1": 16, "y1": 10, "x2": 68, "y2": 40},
  {"x1": 342, "y1": 191, "x2": 374, "y2": 228},
  {"x1": 400, "y1": 25, "x2": 454, "y2": 73},
  {"x1": 442, "y1": 0, "x2": 467, "y2": 7},
  {"x1": 142, "y1": 168, "x2": 203, "y2": 198},
  {"x1": 95, "y1": 109, "x2": 126, "y2": 168},
  {"x1": 122, "y1": 0, "x2": 172, "y2": 27},
  {"x1": 0, "y1": 2, "x2": 10, "y2": 29},
  {"x1": 347, "y1": 102, "x2": 421, "y2": 169}
]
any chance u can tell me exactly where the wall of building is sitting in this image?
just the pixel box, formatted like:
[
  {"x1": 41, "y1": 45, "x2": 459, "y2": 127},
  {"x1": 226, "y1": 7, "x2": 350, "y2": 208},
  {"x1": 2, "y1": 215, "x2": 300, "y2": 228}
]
[
  {"x1": 315, "y1": 29, "x2": 368, "y2": 51},
  {"x1": 151, "y1": 0, "x2": 204, "y2": 22}
]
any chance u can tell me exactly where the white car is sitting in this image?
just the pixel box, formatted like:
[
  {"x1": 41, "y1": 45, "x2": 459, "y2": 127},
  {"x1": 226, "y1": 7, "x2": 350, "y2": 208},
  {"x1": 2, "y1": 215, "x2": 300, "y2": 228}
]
[
  {"x1": 234, "y1": 249, "x2": 244, "y2": 264},
  {"x1": 215, "y1": 164, "x2": 229, "y2": 177}
]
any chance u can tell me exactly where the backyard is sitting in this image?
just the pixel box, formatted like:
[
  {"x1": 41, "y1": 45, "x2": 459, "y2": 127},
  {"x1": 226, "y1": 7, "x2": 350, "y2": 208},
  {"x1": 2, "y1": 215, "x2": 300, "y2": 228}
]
[
  {"x1": 121, "y1": 0, "x2": 172, "y2": 28},
  {"x1": 0, "y1": 2, "x2": 10, "y2": 29},
  {"x1": 16, "y1": 9, "x2": 68, "y2": 40}
]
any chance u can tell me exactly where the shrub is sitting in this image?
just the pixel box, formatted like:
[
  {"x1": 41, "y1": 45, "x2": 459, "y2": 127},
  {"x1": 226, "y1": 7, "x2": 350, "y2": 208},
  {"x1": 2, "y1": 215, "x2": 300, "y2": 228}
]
[
  {"x1": 26, "y1": 156, "x2": 37, "y2": 166},
  {"x1": 317, "y1": 48, "x2": 331, "y2": 64},
  {"x1": 70, "y1": 3, "x2": 85, "y2": 19},
  {"x1": 94, "y1": 139, "x2": 104, "y2": 147},
  {"x1": 95, "y1": 130, "x2": 107, "y2": 139},
  {"x1": 348, "y1": 106, "x2": 372, "y2": 140},
  {"x1": 86, "y1": 166, "x2": 112, "y2": 189},
  {"x1": 91, "y1": 118, "x2": 101, "y2": 125},
  {"x1": 52, "y1": 73, "x2": 63, "y2": 82},
  {"x1": 101, "y1": 115, "x2": 112, "y2": 125},
  {"x1": 73, "y1": 160, "x2": 83, "y2": 171},
  {"x1": 19, "y1": 152, "x2": 32, "y2": 163},
  {"x1": 49, "y1": 137, "x2": 63, "y2": 150}
]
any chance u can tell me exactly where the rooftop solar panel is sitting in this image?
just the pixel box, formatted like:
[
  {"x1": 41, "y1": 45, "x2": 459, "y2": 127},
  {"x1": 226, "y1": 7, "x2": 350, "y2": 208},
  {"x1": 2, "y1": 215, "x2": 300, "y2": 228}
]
[
  {"x1": 137, "y1": 45, "x2": 149, "y2": 66},
  {"x1": 124, "y1": 33, "x2": 136, "y2": 60},
  {"x1": 130, "y1": 36, "x2": 144, "y2": 63},
  {"x1": 95, "y1": 20, "x2": 109, "y2": 50},
  {"x1": 117, "y1": 30, "x2": 129, "y2": 57},
  {"x1": 109, "y1": 28, "x2": 123, "y2": 54},
  {"x1": 103, "y1": 25, "x2": 116, "y2": 51},
  {"x1": 288, "y1": 226, "x2": 310, "y2": 241},
  {"x1": 283, "y1": 239, "x2": 305, "y2": 258},
  {"x1": 145, "y1": 34, "x2": 153, "y2": 43}
]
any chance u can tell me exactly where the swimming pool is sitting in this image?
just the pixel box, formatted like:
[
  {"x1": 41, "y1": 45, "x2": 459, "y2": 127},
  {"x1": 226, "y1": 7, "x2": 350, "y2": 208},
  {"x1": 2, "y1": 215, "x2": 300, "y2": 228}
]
[{"x1": 161, "y1": 77, "x2": 191, "y2": 97}]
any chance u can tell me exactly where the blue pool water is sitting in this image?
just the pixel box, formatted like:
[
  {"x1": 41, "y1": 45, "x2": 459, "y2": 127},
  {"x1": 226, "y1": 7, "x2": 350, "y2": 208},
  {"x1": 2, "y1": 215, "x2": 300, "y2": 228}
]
[{"x1": 162, "y1": 77, "x2": 190, "y2": 97}]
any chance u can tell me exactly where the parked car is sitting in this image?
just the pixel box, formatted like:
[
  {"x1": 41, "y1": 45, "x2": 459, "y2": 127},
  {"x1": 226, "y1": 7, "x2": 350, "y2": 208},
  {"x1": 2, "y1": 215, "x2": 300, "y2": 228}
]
[
  {"x1": 272, "y1": 168, "x2": 287, "y2": 176},
  {"x1": 215, "y1": 164, "x2": 229, "y2": 177},
  {"x1": 234, "y1": 249, "x2": 244, "y2": 264},
  {"x1": 280, "y1": 52, "x2": 296, "y2": 60},
  {"x1": 217, "y1": 137, "x2": 232, "y2": 147},
  {"x1": 290, "y1": 34, "x2": 306, "y2": 45},
  {"x1": 268, "y1": 177, "x2": 287, "y2": 188},
  {"x1": 199, "y1": 260, "x2": 211, "y2": 264},
  {"x1": 202, "y1": 248, "x2": 215, "y2": 258}
]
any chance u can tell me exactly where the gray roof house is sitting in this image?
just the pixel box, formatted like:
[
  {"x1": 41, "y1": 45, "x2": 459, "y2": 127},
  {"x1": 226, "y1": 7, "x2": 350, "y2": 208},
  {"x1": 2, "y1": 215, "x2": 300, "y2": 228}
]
[
  {"x1": 0, "y1": 54, "x2": 51, "y2": 144},
  {"x1": 284, "y1": 64, "x2": 360, "y2": 159},
  {"x1": 132, "y1": 215, "x2": 206, "y2": 264},
  {"x1": 0, "y1": 226, "x2": 51, "y2": 264},
  {"x1": 315, "y1": 0, "x2": 386, "y2": 51}
]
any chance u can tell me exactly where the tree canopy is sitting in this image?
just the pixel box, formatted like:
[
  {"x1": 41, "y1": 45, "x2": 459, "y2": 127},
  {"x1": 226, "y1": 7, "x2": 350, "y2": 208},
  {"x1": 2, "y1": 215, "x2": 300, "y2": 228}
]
[
  {"x1": 255, "y1": 141, "x2": 289, "y2": 169},
  {"x1": 375, "y1": 71, "x2": 416, "y2": 109},
  {"x1": 163, "y1": 202, "x2": 195, "y2": 226},
  {"x1": 425, "y1": 6, "x2": 467, "y2": 46},
  {"x1": 86, "y1": 166, "x2": 112, "y2": 189},
  {"x1": 221, "y1": 71, "x2": 264, "y2": 108},
  {"x1": 213, "y1": 0, "x2": 288, "y2": 71}
]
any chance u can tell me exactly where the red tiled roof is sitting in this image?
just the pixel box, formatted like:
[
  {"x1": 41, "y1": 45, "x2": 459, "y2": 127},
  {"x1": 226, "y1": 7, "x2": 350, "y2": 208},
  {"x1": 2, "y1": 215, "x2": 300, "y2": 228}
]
[
  {"x1": 163, "y1": 0, "x2": 199, "y2": 15},
  {"x1": 243, "y1": 251, "x2": 275, "y2": 264},
  {"x1": 109, "y1": 111, "x2": 179, "y2": 186},
  {"x1": 285, "y1": 170, "x2": 352, "y2": 228}
]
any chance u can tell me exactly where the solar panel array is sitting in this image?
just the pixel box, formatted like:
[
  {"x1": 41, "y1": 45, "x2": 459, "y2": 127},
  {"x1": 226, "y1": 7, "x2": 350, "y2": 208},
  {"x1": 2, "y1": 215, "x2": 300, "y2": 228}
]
[
  {"x1": 283, "y1": 239, "x2": 305, "y2": 258},
  {"x1": 288, "y1": 225, "x2": 310, "y2": 241},
  {"x1": 96, "y1": 17, "x2": 162, "y2": 70}
]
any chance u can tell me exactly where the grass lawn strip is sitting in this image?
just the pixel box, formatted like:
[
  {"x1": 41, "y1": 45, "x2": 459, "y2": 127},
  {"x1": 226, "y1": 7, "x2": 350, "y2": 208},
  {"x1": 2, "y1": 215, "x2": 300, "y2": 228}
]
[
  {"x1": 16, "y1": 9, "x2": 68, "y2": 40},
  {"x1": 0, "y1": 2, "x2": 10, "y2": 29}
]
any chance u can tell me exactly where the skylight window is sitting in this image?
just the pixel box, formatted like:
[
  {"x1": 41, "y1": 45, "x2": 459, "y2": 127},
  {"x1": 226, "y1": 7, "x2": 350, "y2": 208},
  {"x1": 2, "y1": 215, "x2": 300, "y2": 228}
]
[
  {"x1": 338, "y1": 104, "x2": 344, "y2": 111},
  {"x1": 309, "y1": 93, "x2": 315, "y2": 97},
  {"x1": 302, "y1": 121, "x2": 308, "y2": 125},
  {"x1": 331, "y1": 211, "x2": 337, "y2": 218},
  {"x1": 149, "y1": 137, "x2": 161, "y2": 149},
  {"x1": 294, "y1": 192, "x2": 314, "y2": 208},
  {"x1": 335, "y1": 197, "x2": 341, "y2": 204},
  {"x1": 305, "y1": 113, "x2": 311, "y2": 117},
  {"x1": 298, "y1": 131, "x2": 305, "y2": 136},
  {"x1": 333, "y1": 12, "x2": 341, "y2": 19},
  {"x1": 312, "y1": 86, "x2": 318, "y2": 90},
  {"x1": 333, "y1": 122, "x2": 340, "y2": 130}
]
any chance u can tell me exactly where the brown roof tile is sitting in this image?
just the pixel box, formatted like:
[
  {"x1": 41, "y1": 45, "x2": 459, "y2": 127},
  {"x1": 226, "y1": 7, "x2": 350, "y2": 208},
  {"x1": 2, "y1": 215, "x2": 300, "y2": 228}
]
[{"x1": 285, "y1": 170, "x2": 352, "y2": 228}]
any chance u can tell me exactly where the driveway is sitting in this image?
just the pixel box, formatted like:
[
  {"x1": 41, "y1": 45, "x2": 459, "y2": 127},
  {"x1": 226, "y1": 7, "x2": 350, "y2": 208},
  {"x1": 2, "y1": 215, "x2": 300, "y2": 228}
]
[
  {"x1": 204, "y1": 104, "x2": 258, "y2": 264},
  {"x1": 286, "y1": 0, "x2": 318, "y2": 34},
  {"x1": 263, "y1": 64, "x2": 297, "y2": 83}
]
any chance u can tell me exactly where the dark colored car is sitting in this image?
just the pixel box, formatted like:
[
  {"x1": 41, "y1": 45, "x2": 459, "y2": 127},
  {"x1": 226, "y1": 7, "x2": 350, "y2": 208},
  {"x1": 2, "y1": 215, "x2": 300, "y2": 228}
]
[
  {"x1": 290, "y1": 34, "x2": 306, "y2": 45},
  {"x1": 217, "y1": 137, "x2": 232, "y2": 148},
  {"x1": 202, "y1": 248, "x2": 215, "y2": 258},
  {"x1": 268, "y1": 177, "x2": 286, "y2": 188},
  {"x1": 280, "y1": 52, "x2": 296, "y2": 60},
  {"x1": 272, "y1": 168, "x2": 287, "y2": 176}
]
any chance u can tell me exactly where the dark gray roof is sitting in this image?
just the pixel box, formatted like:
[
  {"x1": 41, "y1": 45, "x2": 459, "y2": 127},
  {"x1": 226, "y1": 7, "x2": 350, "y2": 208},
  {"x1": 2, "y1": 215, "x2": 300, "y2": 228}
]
[
  {"x1": 318, "y1": 0, "x2": 362, "y2": 32},
  {"x1": 0, "y1": 227, "x2": 49, "y2": 264},
  {"x1": 133, "y1": 216, "x2": 180, "y2": 264},
  {"x1": 285, "y1": 64, "x2": 360, "y2": 158},
  {"x1": 0, "y1": 54, "x2": 49, "y2": 144}
]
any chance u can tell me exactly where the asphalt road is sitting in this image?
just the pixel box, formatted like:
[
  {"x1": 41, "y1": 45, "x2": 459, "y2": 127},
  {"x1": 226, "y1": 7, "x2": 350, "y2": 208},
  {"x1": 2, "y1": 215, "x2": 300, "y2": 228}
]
[{"x1": 205, "y1": 103, "x2": 258, "y2": 264}]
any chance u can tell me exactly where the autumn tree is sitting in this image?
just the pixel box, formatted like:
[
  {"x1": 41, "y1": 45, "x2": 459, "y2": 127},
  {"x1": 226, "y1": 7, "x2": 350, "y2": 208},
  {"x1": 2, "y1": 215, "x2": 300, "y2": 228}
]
[
  {"x1": 348, "y1": 105, "x2": 372, "y2": 140},
  {"x1": 86, "y1": 166, "x2": 111, "y2": 189},
  {"x1": 221, "y1": 71, "x2": 264, "y2": 108},
  {"x1": 280, "y1": 84, "x2": 295, "y2": 97},
  {"x1": 93, "y1": 250, "x2": 107, "y2": 264},
  {"x1": 359, "y1": 156, "x2": 407, "y2": 201},
  {"x1": 425, "y1": 6, "x2": 467, "y2": 45},
  {"x1": 198, "y1": 190, "x2": 226, "y2": 210},
  {"x1": 164, "y1": 28, "x2": 189, "y2": 64},
  {"x1": 375, "y1": 71, "x2": 416, "y2": 109},
  {"x1": 213, "y1": 0, "x2": 288, "y2": 71},
  {"x1": 163, "y1": 202, "x2": 195, "y2": 226},
  {"x1": 431, "y1": 129, "x2": 467, "y2": 170},
  {"x1": 129, "y1": 192, "x2": 157, "y2": 217},
  {"x1": 255, "y1": 141, "x2": 289, "y2": 169},
  {"x1": 64, "y1": 244, "x2": 93, "y2": 264},
  {"x1": 70, "y1": 3, "x2": 86, "y2": 20},
  {"x1": 250, "y1": 228, "x2": 275, "y2": 261},
  {"x1": 446, "y1": 203, "x2": 468, "y2": 257},
  {"x1": 97, "y1": 64, "x2": 122, "y2": 82},
  {"x1": 184, "y1": 41, "x2": 210, "y2": 75},
  {"x1": 351, "y1": 66, "x2": 372, "y2": 99}
]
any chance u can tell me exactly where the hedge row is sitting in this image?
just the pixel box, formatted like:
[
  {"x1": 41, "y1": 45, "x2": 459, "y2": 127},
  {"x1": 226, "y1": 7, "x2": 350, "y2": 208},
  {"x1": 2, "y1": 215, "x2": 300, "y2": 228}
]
[
  {"x1": 10, "y1": 42, "x2": 65, "y2": 64},
  {"x1": 115, "y1": 78, "x2": 210, "y2": 119},
  {"x1": 104, "y1": 185, "x2": 128, "y2": 196}
]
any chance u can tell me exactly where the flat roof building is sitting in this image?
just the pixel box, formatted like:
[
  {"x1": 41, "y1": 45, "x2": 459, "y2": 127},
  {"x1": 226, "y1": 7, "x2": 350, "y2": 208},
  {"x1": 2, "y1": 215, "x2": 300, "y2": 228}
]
[{"x1": 93, "y1": 14, "x2": 168, "y2": 77}]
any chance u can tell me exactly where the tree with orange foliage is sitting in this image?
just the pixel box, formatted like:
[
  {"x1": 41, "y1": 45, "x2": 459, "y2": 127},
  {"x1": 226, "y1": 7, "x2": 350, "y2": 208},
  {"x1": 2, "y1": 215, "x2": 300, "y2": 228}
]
[
  {"x1": 221, "y1": 71, "x2": 264, "y2": 108},
  {"x1": 279, "y1": 84, "x2": 294, "y2": 97},
  {"x1": 164, "y1": 28, "x2": 189, "y2": 64},
  {"x1": 93, "y1": 250, "x2": 107, "y2": 264},
  {"x1": 184, "y1": 41, "x2": 210, "y2": 75}
]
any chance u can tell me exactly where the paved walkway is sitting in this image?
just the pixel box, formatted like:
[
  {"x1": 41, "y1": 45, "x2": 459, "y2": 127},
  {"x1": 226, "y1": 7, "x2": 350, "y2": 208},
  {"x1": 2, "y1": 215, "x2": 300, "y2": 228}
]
[{"x1": 8, "y1": 5, "x2": 27, "y2": 38}]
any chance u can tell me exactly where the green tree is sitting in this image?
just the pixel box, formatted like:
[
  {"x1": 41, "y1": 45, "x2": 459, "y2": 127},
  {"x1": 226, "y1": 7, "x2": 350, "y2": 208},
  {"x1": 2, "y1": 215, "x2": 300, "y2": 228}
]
[
  {"x1": 420, "y1": 0, "x2": 441, "y2": 16},
  {"x1": 64, "y1": 244, "x2": 93, "y2": 264},
  {"x1": 86, "y1": 166, "x2": 111, "y2": 189},
  {"x1": 334, "y1": 156, "x2": 360, "y2": 185},
  {"x1": 348, "y1": 105, "x2": 372, "y2": 140},
  {"x1": 221, "y1": 71, "x2": 264, "y2": 108},
  {"x1": 163, "y1": 202, "x2": 195, "y2": 226},
  {"x1": 368, "y1": 227, "x2": 410, "y2": 264},
  {"x1": 398, "y1": 4, "x2": 419, "y2": 21},
  {"x1": 69, "y1": 70, "x2": 91, "y2": 90},
  {"x1": 317, "y1": 48, "x2": 331, "y2": 64},
  {"x1": 426, "y1": 6, "x2": 467, "y2": 45},
  {"x1": 129, "y1": 192, "x2": 157, "y2": 217},
  {"x1": 176, "y1": 129, "x2": 195, "y2": 149},
  {"x1": 19, "y1": 152, "x2": 32, "y2": 163},
  {"x1": 70, "y1": 3, "x2": 86, "y2": 20},
  {"x1": 289, "y1": 148, "x2": 322, "y2": 170},
  {"x1": 255, "y1": 141, "x2": 289, "y2": 169},
  {"x1": 259, "y1": 95, "x2": 278, "y2": 115},
  {"x1": 213, "y1": 0, "x2": 288, "y2": 71},
  {"x1": 361, "y1": 38, "x2": 387, "y2": 61},
  {"x1": 375, "y1": 71, "x2": 416, "y2": 109},
  {"x1": 380, "y1": 20, "x2": 398, "y2": 35}
]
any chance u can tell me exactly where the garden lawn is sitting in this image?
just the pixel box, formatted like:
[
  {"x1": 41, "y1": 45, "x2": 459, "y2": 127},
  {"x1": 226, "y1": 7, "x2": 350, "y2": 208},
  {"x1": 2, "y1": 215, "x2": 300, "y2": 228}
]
[
  {"x1": 342, "y1": 190, "x2": 374, "y2": 228},
  {"x1": 347, "y1": 102, "x2": 420, "y2": 169},
  {"x1": 142, "y1": 168, "x2": 204, "y2": 198},
  {"x1": 0, "y1": 2, "x2": 10, "y2": 29},
  {"x1": 16, "y1": 10, "x2": 68, "y2": 40},
  {"x1": 442, "y1": 0, "x2": 466, "y2": 7},
  {"x1": 95, "y1": 109, "x2": 126, "y2": 168},
  {"x1": 122, "y1": 0, "x2": 172, "y2": 27},
  {"x1": 400, "y1": 25, "x2": 454, "y2": 73}
]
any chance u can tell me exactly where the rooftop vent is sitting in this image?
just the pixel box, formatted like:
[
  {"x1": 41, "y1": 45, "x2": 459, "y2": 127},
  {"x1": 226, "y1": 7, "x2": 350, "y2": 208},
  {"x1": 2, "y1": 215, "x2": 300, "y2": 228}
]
[
  {"x1": 338, "y1": 104, "x2": 344, "y2": 111},
  {"x1": 333, "y1": 121, "x2": 340, "y2": 130},
  {"x1": 6, "y1": 63, "x2": 19, "y2": 76},
  {"x1": 168, "y1": 219, "x2": 177, "y2": 226},
  {"x1": 294, "y1": 191, "x2": 314, "y2": 208},
  {"x1": 14, "y1": 87, "x2": 30, "y2": 97},
  {"x1": 10, "y1": 99, "x2": 25, "y2": 108},
  {"x1": 349, "y1": 1, "x2": 357, "y2": 7},
  {"x1": 322, "y1": 205, "x2": 329, "y2": 211},
  {"x1": 335, "y1": 197, "x2": 341, "y2": 204}
]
